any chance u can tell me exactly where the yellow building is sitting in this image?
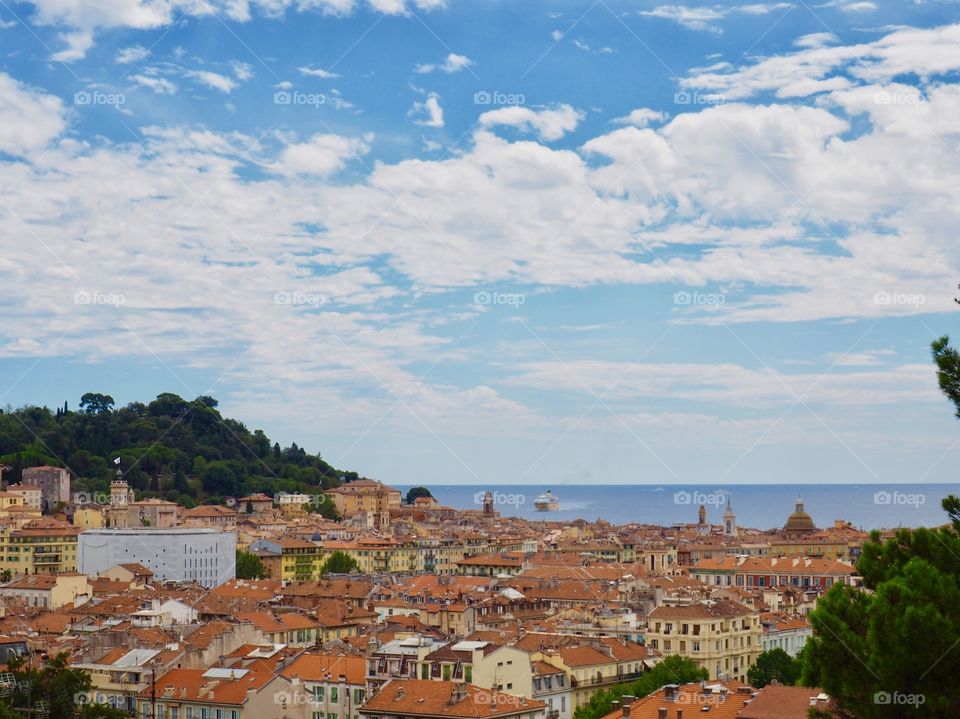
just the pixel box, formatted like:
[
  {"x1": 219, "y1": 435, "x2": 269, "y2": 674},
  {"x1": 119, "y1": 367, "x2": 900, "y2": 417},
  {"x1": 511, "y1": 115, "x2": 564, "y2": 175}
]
[
  {"x1": 73, "y1": 505, "x2": 106, "y2": 530},
  {"x1": 323, "y1": 537, "x2": 419, "y2": 574},
  {"x1": 646, "y1": 599, "x2": 761, "y2": 681},
  {"x1": 325, "y1": 480, "x2": 401, "y2": 529},
  {"x1": 0, "y1": 518, "x2": 81, "y2": 576},
  {"x1": 250, "y1": 537, "x2": 325, "y2": 581}
]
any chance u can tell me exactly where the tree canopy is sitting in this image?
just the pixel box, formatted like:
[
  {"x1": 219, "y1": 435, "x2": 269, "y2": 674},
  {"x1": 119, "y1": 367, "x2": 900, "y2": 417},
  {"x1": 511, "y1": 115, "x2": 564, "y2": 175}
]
[
  {"x1": 747, "y1": 648, "x2": 801, "y2": 688},
  {"x1": 572, "y1": 655, "x2": 707, "y2": 719},
  {"x1": 405, "y1": 486, "x2": 434, "y2": 504},
  {"x1": 798, "y1": 336, "x2": 960, "y2": 718},
  {"x1": 0, "y1": 392, "x2": 365, "y2": 506},
  {"x1": 321, "y1": 550, "x2": 359, "y2": 575},
  {"x1": 236, "y1": 550, "x2": 266, "y2": 579}
]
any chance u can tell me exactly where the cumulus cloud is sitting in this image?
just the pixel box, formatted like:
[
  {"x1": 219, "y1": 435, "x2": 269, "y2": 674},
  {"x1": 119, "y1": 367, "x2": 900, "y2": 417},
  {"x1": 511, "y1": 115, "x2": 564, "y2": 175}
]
[
  {"x1": 408, "y1": 93, "x2": 444, "y2": 127},
  {"x1": 273, "y1": 133, "x2": 372, "y2": 176},
  {"x1": 0, "y1": 73, "x2": 65, "y2": 157},
  {"x1": 479, "y1": 104, "x2": 583, "y2": 141},
  {"x1": 613, "y1": 108, "x2": 666, "y2": 127}
]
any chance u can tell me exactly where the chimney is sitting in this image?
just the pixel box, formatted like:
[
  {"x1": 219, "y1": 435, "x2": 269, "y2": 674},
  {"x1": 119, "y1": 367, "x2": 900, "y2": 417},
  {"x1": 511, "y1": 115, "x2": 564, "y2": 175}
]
[
  {"x1": 396, "y1": 687, "x2": 405, "y2": 700},
  {"x1": 620, "y1": 696, "x2": 634, "y2": 718}
]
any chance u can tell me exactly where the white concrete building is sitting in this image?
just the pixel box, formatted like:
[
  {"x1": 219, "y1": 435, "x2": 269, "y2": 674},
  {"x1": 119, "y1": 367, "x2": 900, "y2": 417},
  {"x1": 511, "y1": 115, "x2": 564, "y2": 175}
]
[{"x1": 78, "y1": 528, "x2": 236, "y2": 588}]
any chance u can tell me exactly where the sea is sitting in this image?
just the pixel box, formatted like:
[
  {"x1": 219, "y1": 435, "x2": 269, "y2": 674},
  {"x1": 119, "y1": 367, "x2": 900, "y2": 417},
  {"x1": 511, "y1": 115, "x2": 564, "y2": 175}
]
[{"x1": 394, "y1": 483, "x2": 960, "y2": 531}]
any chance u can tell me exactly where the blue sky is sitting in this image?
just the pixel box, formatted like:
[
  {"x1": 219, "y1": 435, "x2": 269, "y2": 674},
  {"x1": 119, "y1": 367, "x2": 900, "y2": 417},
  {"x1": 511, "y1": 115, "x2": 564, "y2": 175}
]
[{"x1": 2, "y1": 0, "x2": 960, "y2": 488}]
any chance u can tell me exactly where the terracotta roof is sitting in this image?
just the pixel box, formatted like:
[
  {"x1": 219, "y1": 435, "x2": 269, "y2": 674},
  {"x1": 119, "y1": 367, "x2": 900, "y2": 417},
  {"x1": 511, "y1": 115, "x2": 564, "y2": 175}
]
[
  {"x1": 362, "y1": 680, "x2": 546, "y2": 719},
  {"x1": 140, "y1": 668, "x2": 274, "y2": 705},
  {"x1": 649, "y1": 599, "x2": 754, "y2": 620},
  {"x1": 281, "y1": 652, "x2": 366, "y2": 684},
  {"x1": 738, "y1": 685, "x2": 833, "y2": 719},
  {"x1": 601, "y1": 681, "x2": 753, "y2": 719}
]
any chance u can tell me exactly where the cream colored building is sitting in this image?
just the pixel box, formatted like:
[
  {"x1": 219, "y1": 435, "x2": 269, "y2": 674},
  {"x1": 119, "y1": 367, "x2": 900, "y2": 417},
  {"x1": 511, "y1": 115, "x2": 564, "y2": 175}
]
[
  {"x1": 0, "y1": 572, "x2": 91, "y2": 609},
  {"x1": 645, "y1": 599, "x2": 761, "y2": 681}
]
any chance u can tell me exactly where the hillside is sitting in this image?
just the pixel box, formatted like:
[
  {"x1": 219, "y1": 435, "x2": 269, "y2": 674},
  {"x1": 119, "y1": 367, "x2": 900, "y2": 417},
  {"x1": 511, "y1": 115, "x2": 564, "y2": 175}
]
[{"x1": 0, "y1": 392, "x2": 353, "y2": 514}]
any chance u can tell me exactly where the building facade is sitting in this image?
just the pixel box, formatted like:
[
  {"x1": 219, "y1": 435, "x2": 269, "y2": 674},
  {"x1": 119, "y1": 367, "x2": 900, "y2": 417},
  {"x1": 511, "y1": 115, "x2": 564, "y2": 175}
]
[{"x1": 79, "y1": 528, "x2": 237, "y2": 588}]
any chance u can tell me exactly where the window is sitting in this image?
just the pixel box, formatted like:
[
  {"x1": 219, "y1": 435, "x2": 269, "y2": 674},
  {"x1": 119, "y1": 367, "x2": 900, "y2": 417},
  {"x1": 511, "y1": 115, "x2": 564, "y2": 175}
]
[
  {"x1": 464, "y1": 667, "x2": 472, "y2": 682},
  {"x1": 330, "y1": 688, "x2": 338, "y2": 703},
  {"x1": 354, "y1": 689, "x2": 365, "y2": 704},
  {"x1": 315, "y1": 686, "x2": 325, "y2": 702}
]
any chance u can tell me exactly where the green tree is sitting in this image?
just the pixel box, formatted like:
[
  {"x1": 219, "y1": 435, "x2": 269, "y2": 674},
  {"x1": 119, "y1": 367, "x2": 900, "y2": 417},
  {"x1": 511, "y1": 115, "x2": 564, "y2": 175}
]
[
  {"x1": 572, "y1": 655, "x2": 706, "y2": 719},
  {"x1": 405, "y1": 486, "x2": 434, "y2": 504},
  {"x1": 747, "y1": 648, "x2": 801, "y2": 688},
  {"x1": 79, "y1": 392, "x2": 115, "y2": 414},
  {"x1": 321, "y1": 551, "x2": 359, "y2": 575},
  {"x1": 236, "y1": 550, "x2": 266, "y2": 579}
]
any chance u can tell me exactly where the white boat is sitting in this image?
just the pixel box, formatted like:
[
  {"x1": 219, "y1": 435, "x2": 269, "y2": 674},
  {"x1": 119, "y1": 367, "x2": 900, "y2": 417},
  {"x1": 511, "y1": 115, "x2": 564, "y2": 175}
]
[{"x1": 534, "y1": 490, "x2": 560, "y2": 511}]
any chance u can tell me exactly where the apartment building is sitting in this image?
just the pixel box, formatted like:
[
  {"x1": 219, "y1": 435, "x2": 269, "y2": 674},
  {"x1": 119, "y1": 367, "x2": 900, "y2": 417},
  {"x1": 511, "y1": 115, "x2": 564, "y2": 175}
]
[
  {"x1": 0, "y1": 571, "x2": 90, "y2": 608},
  {"x1": 325, "y1": 480, "x2": 401, "y2": 530},
  {"x1": 21, "y1": 466, "x2": 70, "y2": 510},
  {"x1": 0, "y1": 517, "x2": 81, "y2": 575},
  {"x1": 136, "y1": 667, "x2": 310, "y2": 719},
  {"x1": 250, "y1": 537, "x2": 324, "y2": 581},
  {"x1": 280, "y1": 652, "x2": 367, "y2": 719},
  {"x1": 645, "y1": 599, "x2": 761, "y2": 681},
  {"x1": 688, "y1": 556, "x2": 860, "y2": 590}
]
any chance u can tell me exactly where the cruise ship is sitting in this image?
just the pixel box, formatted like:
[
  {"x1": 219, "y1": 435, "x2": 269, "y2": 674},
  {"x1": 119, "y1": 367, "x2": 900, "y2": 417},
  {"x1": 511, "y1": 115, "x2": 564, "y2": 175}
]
[{"x1": 534, "y1": 490, "x2": 560, "y2": 512}]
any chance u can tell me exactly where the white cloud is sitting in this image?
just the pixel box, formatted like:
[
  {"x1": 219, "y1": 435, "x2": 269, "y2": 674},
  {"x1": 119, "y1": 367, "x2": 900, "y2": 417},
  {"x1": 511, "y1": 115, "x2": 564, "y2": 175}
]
[
  {"x1": 613, "y1": 108, "x2": 666, "y2": 127},
  {"x1": 232, "y1": 61, "x2": 253, "y2": 81},
  {"x1": 409, "y1": 93, "x2": 444, "y2": 127},
  {"x1": 415, "y1": 52, "x2": 473, "y2": 74},
  {"x1": 298, "y1": 66, "x2": 340, "y2": 79},
  {"x1": 131, "y1": 74, "x2": 177, "y2": 94},
  {"x1": 185, "y1": 70, "x2": 238, "y2": 93},
  {"x1": 23, "y1": 0, "x2": 443, "y2": 60},
  {"x1": 640, "y1": 3, "x2": 792, "y2": 32},
  {"x1": 479, "y1": 104, "x2": 583, "y2": 141},
  {"x1": 115, "y1": 45, "x2": 150, "y2": 64},
  {"x1": 683, "y1": 23, "x2": 960, "y2": 100},
  {"x1": 0, "y1": 73, "x2": 65, "y2": 157},
  {"x1": 273, "y1": 133, "x2": 371, "y2": 176}
]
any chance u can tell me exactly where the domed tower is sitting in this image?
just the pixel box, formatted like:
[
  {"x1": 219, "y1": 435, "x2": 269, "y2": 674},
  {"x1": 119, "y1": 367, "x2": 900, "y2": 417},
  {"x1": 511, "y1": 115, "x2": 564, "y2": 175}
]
[
  {"x1": 723, "y1": 497, "x2": 737, "y2": 537},
  {"x1": 784, "y1": 496, "x2": 816, "y2": 538}
]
